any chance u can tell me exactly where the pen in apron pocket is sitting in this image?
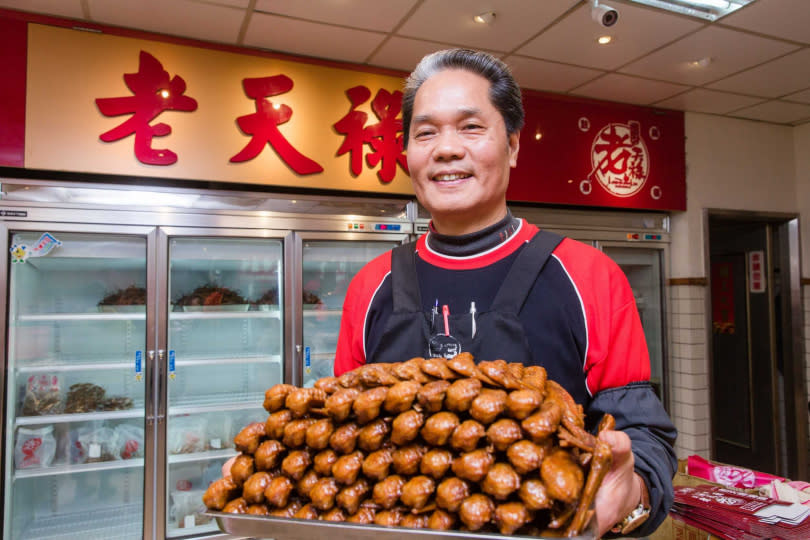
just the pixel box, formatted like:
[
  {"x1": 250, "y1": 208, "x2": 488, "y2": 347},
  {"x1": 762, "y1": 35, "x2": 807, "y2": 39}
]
[{"x1": 470, "y1": 302, "x2": 477, "y2": 339}]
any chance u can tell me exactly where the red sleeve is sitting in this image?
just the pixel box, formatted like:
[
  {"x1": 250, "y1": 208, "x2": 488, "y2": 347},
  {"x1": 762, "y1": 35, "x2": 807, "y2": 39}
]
[
  {"x1": 333, "y1": 251, "x2": 392, "y2": 376},
  {"x1": 553, "y1": 239, "x2": 651, "y2": 395}
]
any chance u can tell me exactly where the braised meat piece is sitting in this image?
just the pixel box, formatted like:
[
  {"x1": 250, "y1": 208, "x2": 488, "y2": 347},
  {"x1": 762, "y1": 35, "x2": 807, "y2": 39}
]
[
  {"x1": 254, "y1": 439, "x2": 285, "y2": 471},
  {"x1": 234, "y1": 422, "x2": 266, "y2": 454},
  {"x1": 421, "y1": 411, "x2": 460, "y2": 446},
  {"x1": 450, "y1": 419, "x2": 486, "y2": 452},
  {"x1": 391, "y1": 409, "x2": 424, "y2": 445},
  {"x1": 400, "y1": 475, "x2": 435, "y2": 510},
  {"x1": 458, "y1": 493, "x2": 495, "y2": 531},
  {"x1": 264, "y1": 409, "x2": 293, "y2": 440},
  {"x1": 263, "y1": 475, "x2": 294, "y2": 508}
]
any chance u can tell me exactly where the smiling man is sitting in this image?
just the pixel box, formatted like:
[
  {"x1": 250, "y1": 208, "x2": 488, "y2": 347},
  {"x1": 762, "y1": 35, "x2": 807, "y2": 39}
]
[{"x1": 334, "y1": 49, "x2": 677, "y2": 538}]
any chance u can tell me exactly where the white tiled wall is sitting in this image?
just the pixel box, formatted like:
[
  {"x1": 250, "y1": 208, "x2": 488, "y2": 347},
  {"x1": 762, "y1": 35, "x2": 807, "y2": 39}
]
[{"x1": 668, "y1": 284, "x2": 711, "y2": 459}]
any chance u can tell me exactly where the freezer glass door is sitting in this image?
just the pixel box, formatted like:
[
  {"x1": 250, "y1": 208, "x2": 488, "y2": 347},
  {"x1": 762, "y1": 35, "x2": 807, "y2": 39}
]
[
  {"x1": 301, "y1": 239, "x2": 400, "y2": 387},
  {"x1": 601, "y1": 246, "x2": 666, "y2": 401},
  {"x1": 166, "y1": 236, "x2": 283, "y2": 537},
  {"x1": 5, "y1": 231, "x2": 148, "y2": 540}
]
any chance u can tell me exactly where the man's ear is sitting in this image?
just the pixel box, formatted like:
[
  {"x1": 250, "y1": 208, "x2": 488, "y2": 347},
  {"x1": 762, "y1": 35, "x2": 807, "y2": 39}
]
[{"x1": 508, "y1": 132, "x2": 520, "y2": 168}]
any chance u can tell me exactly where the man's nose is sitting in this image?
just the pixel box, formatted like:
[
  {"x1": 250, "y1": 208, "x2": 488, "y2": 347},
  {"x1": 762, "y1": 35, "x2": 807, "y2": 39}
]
[{"x1": 432, "y1": 130, "x2": 465, "y2": 161}]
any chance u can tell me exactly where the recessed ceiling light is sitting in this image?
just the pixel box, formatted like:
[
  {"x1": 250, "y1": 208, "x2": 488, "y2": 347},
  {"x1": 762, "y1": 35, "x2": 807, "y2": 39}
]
[
  {"x1": 626, "y1": 0, "x2": 755, "y2": 21},
  {"x1": 473, "y1": 11, "x2": 496, "y2": 24},
  {"x1": 597, "y1": 35, "x2": 613, "y2": 44},
  {"x1": 534, "y1": 132, "x2": 543, "y2": 140},
  {"x1": 690, "y1": 57, "x2": 712, "y2": 67}
]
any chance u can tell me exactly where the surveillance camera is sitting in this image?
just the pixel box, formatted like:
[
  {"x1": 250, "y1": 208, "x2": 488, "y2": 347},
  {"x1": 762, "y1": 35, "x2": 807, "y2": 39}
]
[{"x1": 591, "y1": 1, "x2": 619, "y2": 27}]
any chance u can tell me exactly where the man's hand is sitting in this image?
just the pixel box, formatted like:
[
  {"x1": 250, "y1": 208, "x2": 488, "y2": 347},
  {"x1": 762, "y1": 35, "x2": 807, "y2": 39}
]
[
  {"x1": 221, "y1": 455, "x2": 235, "y2": 479},
  {"x1": 594, "y1": 430, "x2": 644, "y2": 537}
]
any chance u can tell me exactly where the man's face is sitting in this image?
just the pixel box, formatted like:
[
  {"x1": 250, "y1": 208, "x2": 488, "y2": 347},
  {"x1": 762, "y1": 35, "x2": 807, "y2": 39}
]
[{"x1": 407, "y1": 68, "x2": 519, "y2": 235}]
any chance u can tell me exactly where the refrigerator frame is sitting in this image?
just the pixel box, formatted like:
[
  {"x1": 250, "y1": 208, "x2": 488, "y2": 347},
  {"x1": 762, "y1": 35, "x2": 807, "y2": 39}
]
[{"x1": 1, "y1": 220, "x2": 157, "y2": 540}]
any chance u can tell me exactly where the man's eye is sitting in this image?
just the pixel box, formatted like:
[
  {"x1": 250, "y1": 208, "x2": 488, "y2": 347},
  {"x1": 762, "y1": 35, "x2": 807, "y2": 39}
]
[
  {"x1": 463, "y1": 123, "x2": 483, "y2": 130},
  {"x1": 414, "y1": 130, "x2": 435, "y2": 138}
]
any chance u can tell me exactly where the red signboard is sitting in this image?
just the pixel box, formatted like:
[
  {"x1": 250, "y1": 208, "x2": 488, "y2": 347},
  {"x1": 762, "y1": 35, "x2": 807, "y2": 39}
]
[
  {"x1": 510, "y1": 91, "x2": 686, "y2": 211},
  {"x1": 0, "y1": 16, "x2": 26, "y2": 167}
]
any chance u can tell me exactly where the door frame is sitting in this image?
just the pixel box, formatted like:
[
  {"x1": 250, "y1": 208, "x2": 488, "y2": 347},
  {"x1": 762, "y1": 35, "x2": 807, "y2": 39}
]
[{"x1": 704, "y1": 208, "x2": 806, "y2": 479}]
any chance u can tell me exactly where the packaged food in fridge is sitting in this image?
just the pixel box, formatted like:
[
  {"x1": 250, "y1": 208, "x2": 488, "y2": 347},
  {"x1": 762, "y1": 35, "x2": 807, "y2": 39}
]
[
  {"x1": 21, "y1": 374, "x2": 64, "y2": 416},
  {"x1": 169, "y1": 415, "x2": 208, "y2": 454},
  {"x1": 171, "y1": 489, "x2": 211, "y2": 528},
  {"x1": 115, "y1": 423, "x2": 145, "y2": 460},
  {"x1": 14, "y1": 425, "x2": 57, "y2": 469},
  {"x1": 76, "y1": 424, "x2": 121, "y2": 463},
  {"x1": 64, "y1": 382, "x2": 106, "y2": 413},
  {"x1": 205, "y1": 412, "x2": 232, "y2": 450}
]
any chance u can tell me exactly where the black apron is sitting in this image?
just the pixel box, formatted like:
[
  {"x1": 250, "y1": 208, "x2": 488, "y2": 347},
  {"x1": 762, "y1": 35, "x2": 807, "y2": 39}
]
[{"x1": 368, "y1": 230, "x2": 564, "y2": 365}]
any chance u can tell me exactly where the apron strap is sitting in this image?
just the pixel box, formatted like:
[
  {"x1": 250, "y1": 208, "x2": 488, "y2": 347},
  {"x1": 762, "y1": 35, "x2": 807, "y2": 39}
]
[
  {"x1": 391, "y1": 241, "x2": 422, "y2": 313},
  {"x1": 490, "y1": 230, "x2": 564, "y2": 314}
]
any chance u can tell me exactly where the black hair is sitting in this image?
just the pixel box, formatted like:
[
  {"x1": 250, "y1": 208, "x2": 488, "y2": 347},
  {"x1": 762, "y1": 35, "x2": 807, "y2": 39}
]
[{"x1": 401, "y1": 48, "x2": 524, "y2": 149}]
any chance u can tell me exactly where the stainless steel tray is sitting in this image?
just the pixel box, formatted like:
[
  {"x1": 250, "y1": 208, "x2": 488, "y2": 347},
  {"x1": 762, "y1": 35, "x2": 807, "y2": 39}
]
[{"x1": 206, "y1": 511, "x2": 596, "y2": 540}]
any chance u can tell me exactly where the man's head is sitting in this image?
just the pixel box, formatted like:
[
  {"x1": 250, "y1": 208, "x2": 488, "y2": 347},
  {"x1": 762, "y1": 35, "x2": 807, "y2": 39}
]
[
  {"x1": 403, "y1": 49, "x2": 524, "y2": 235},
  {"x1": 402, "y1": 49, "x2": 524, "y2": 150}
]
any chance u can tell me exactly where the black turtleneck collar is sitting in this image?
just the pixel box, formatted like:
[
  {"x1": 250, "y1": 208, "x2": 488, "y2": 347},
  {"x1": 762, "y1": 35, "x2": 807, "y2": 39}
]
[{"x1": 426, "y1": 210, "x2": 521, "y2": 257}]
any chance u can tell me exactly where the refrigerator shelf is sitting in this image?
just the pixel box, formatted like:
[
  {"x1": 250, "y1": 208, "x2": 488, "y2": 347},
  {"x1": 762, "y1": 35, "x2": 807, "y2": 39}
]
[
  {"x1": 14, "y1": 503, "x2": 142, "y2": 539},
  {"x1": 174, "y1": 354, "x2": 281, "y2": 367},
  {"x1": 16, "y1": 408, "x2": 145, "y2": 426},
  {"x1": 16, "y1": 361, "x2": 135, "y2": 373},
  {"x1": 169, "y1": 393, "x2": 264, "y2": 415},
  {"x1": 14, "y1": 458, "x2": 144, "y2": 480},
  {"x1": 170, "y1": 309, "x2": 280, "y2": 320},
  {"x1": 16, "y1": 312, "x2": 146, "y2": 322},
  {"x1": 168, "y1": 448, "x2": 237, "y2": 464},
  {"x1": 302, "y1": 309, "x2": 342, "y2": 317}
]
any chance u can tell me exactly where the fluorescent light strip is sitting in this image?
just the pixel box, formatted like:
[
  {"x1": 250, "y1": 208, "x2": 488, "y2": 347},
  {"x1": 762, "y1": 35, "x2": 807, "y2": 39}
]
[{"x1": 627, "y1": 0, "x2": 754, "y2": 21}]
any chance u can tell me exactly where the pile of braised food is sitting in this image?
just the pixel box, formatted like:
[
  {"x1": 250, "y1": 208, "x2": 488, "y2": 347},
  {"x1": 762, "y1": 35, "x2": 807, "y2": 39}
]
[{"x1": 204, "y1": 353, "x2": 613, "y2": 537}]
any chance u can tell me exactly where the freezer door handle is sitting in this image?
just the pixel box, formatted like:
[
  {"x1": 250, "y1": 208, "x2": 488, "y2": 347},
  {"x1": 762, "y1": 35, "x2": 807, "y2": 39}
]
[
  {"x1": 146, "y1": 349, "x2": 156, "y2": 426},
  {"x1": 157, "y1": 349, "x2": 166, "y2": 423}
]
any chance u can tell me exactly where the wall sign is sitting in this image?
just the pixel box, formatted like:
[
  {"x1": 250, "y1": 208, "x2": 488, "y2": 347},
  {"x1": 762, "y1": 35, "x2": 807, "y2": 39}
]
[
  {"x1": 6, "y1": 19, "x2": 686, "y2": 210},
  {"x1": 748, "y1": 251, "x2": 766, "y2": 293}
]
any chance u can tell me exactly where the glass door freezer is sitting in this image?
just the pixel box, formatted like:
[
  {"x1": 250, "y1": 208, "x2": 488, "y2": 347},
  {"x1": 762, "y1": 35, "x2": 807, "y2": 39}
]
[
  {"x1": 2, "y1": 224, "x2": 158, "y2": 540},
  {"x1": 159, "y1": 229, "x2": 287, "y2": 538},
  {"x1": 296, "y1": 233, "x2": 407, "y2": 388}
]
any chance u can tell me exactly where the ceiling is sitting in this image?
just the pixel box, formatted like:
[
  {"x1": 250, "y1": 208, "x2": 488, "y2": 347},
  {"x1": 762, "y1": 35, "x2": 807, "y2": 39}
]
[{"x1": 3, "y1": 0, "x2": 810, "y2": 126}]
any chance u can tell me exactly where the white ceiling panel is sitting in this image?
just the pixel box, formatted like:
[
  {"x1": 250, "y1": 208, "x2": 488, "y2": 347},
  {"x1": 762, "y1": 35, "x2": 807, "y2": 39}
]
[
  {"x1": 244, "y1": 11, "x2": 386, "y2": 64},
  {"x1": 505, "y1": 55, "x2": 604, "y2": 93},
  {"x1": 707, "y1": 48, "x2": 810, "y2": 98},
  {"x1": 784, "y1": 88, "x2": 810, "y2": 104},
  {"x1": 572, "y1": 73, "x2": 689, "y2": 105},
  {"x1": 619, "y1": 26, "x2": 798, "y2": 86},
  {"x1": 368, "y1": 37, "x2": 458, "y2": 73},
  {"x1": 398, "y1": 0, "x2": 580, "y2": 53},
  {"x1": 253, "y1": 0, "x2": 418, "y2": 32},
  {"x1": 516, "y1": 2, "x2": 703, "y2": 70},
  {"x1": 88, "y1": 0, "x2": 245, "y2": 44},
  {"x1": 654, "y1": 88, "x2": 764, "y2": 115},
  {"x1": 0, "y1": 0, "x2": 84, "y2": 19},
  {"x1": 5, "y1": 0, "x2": 810, "y2": 126},
  {"x1": 720, "y1": 0, "x2": 810, "y2": 45},
  {"x1": 731, "y1": 100, "x2": 810, "y2": 124}
]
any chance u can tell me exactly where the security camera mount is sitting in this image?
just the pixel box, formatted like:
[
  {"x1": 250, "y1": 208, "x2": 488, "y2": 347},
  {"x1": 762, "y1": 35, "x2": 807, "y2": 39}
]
[{"x1": 591, "y1": 0, "x2": 619, "y2": 27}]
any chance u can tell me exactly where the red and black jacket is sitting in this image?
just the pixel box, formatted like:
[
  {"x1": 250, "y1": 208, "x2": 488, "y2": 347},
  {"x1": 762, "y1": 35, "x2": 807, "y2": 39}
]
[{"x1": 334, "y1": 219, "x2": 677, "y2": 536}]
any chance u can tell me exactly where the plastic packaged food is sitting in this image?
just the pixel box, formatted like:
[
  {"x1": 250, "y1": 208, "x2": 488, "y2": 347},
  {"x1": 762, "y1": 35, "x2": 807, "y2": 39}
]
[
  {"x1": 75, "y1": 424, "x2": 121, "y2": 463},
  {"x1": 116, "y1": 423, "x2": 145, "y2": 460},
  {"x1": 21, "y1": 374, "x2": 64, "y2": 416},
  {"x1": 15, "y1": 425, "x2": 57, "y2": 469},
  {"x1": 168, "y1": 415, "x2": 208, "y2": 454}
]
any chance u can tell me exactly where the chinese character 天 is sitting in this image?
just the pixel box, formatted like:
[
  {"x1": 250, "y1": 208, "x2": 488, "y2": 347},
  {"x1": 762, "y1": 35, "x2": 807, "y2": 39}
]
[
  {"x1": 96, "y1": 51, "x2": 198, "y2": 165},
  {"x1": 231, "y1": 75, "x2": 323, "y2": 175}
]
